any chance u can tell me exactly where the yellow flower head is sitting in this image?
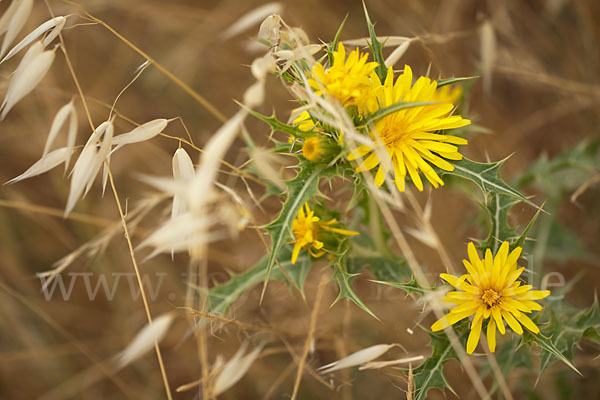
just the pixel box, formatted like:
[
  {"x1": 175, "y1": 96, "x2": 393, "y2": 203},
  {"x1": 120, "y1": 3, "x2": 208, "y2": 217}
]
[
  {"x1": 308, "y1": 43, "x2": 379, "y2": 110},
  {"x1": 348, "y1": 65, "x2": 470, "y2": 192},
  {"x1": 290, "y1": 203, "x2": 359, "y2": 264},
  {"x1": 302, "y1": 137, "x2": 325, "y2": 162},
  {"x1": 433, "y1": 84, "x2": 463, "y2": 105},
  {"x1": 302, "y1": 136, "x2": 340, "y2": 163},
  {"x1": 294, "y1": 110, "x2": 318, "y2": 133},
  {"x1": 431, "y1": 241, "x2": 550, "y2": 354}
]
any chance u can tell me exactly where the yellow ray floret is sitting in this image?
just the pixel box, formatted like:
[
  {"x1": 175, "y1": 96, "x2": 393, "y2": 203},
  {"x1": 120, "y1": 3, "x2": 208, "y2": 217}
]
[
  {"x1": 293, "y1": 110, "x2": 318, "y2": 133},
  {"x1": 348, "y1": 65, "x2": 470, "y2": 192},
  {"x1": 308, "y1": 43, "x2": 379, "y2": 110},
  {"x1": 431, "y1": 241, "x2": 550, "y2": 354},
  {"x1": 290, "y1": 203, "x2": 359, "y2": 264}
]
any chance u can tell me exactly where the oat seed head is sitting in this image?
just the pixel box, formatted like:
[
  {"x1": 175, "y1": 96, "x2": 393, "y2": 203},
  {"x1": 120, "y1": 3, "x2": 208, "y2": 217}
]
[{"x1": 0, "y1": 0, "x2": 33, "y2": 58}]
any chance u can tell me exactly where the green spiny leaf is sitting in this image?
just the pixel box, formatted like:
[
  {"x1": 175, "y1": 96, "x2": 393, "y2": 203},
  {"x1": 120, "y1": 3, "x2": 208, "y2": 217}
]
[
  {"x1": 516, "y1": 139, "x2": 600, "y2": 195},
  {"x1": 442, "y1": 157, "x2": 536, "y2": 207},
  {"x1": 348, "y1": 254, "x2": 411, "y2": 282},
  {"x1": 362, "y1": 1, "x2": 386, "y2": 82},
  {"x1": 332, "y1": 261, "x2": 379, "y2": 320},
  {"x1": 481, "y1": 337, "x2": 532, "y2": 397},
  {"x1": 532, "y1": 298, "x2": 600, "y2": 379},
  {"x1": 246, "y1": 107, "x2": 309, "y2": 139},
  {"x1": 328, "y1": 14, "x2": 348, "y2": 66},
  {"x1": 479, "y1": 193, "x2": 520, "y2": 253},
  {"x1": 263, "y1": 165, "x2": 336, "y2": 296},
  {"x1": 543, "y1": 218, "x2": 593, "y2": 262},
  {"x1": 206, "y1": 245, "x2": 311, "y2": 316},
  {"x1": 369, "y1": 277, "x2": 426, "y2": 296},
  {"x1": 478, "y1": 193, "x2": 542, "y2": 253},
  {"x1": 413, "y1": 329, "x2": 459, "y2": 400},
  {"x1": 521, "y1": 330, "x2": 581, "y2": 375},
  {"x1": 436, "y1": 76, "x2": 479, "y2": 88}
]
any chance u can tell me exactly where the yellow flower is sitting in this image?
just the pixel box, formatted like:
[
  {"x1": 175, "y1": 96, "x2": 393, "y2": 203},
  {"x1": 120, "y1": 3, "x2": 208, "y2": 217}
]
[
  {"x1": 348, "y1": 65, "x2": 470, "y2": 192},
  {"x1": 308, "y1": 43, "x2": 379, "y2": 110},
  {"x1": 431, "y1": 241, "x2": 550, "y2": 354},
  {"x1": 290, "y1": 203, "x2": 359, "y2": 264},
  {"x1": 433, "y1": 84, "x2": 463, "y2": 105},
  {"x1": 302, "y1": 136, "x2": 340, "y2": 163},
  {"x1": 294, "y1": 110, "x2": 317, "y2": 132},
  {"x1": 302, "y1": 137, "x2": 324, "y2": 162}
]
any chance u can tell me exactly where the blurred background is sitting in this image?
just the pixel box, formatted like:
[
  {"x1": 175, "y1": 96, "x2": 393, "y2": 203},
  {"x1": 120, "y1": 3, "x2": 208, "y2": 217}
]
[{"x1": 0, "y1": 0, "x2": 599, "y2": 398}]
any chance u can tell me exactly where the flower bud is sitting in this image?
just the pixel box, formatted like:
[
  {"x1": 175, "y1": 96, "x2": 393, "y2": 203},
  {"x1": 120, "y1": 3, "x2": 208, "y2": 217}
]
[{"x1": 302, "y1": 135, "x2": 340, "y2": 163}]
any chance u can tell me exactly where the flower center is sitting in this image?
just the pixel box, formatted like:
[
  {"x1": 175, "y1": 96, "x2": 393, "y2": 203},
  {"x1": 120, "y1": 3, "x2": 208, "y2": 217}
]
[
  {"x1": 302, "y1": 137, "x2": 321, "y2": 162},
  {"x1": 377, "y1": 116, "x2": 413, "y2": 147},
  {"x1": 481, "y1": 289, "x2": 500, "y2": 307}
]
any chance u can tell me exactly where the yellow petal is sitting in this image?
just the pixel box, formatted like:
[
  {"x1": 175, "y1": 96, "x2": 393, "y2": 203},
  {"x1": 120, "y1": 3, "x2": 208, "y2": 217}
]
[
  {"x1": 467, "y1": 308, "x2": 484, "y2": 354},
  {"x1": 446, "y1": 291, "x2": 478, "y2": 301},
  {"x1": 521, "y1": 300, "x2": 543, "y2": 311},
  {"x1": 449, "y1": 299, "x2": 483, "y2": 314},
  {"x1": 431, "y1": 307, "x2": 477, "y2": 331},
  {"x1": 512, "y1": 311, "x2": 540, "y2": 334},
  {"x1": 496, "y1": 241, "x2": 509, "y2": 266},
  {"x1": 418, "y1": 140, "x2": 459, "y2": 154},
  {"x1": 501, "y1": 310, "x2": 523, "y2": 335},
  {"x1": 505, "y1": 246, "x2": 522, "y2": 269},
  {"x1": 492, "y1": 307, "x2": 505, "y2": 335},
  {"x1": 356, "y1": 152, "x2": 380, "y2": 172},
  {"x1": 347, "y1": 145, "x2": 372, "y2": 161},
  {"x1": 320, "y1": 225, "x2": 360, "y2": 236},
  {"x1": 462, "y1": 260, "x2": 481, "y2": 286},
  {"x1": 515, "y1": 290, "x2": 551, "y2": 301},
  {"x1": 393, "y1": 158, "x2": 406, "y2": 192},
  {"x1": 291, "y1": 242, "x2": 302, "y2": 265},
  {"x1": 501, "y1": 297, "x2": 532, "y2": 313},
  {"x1": 501, "y1": 284, "x2": 533, "y2": 297},
  {"x1": 467, "y1": 242, "x2": 485, "y2": 276},
  {"x1": 487, "y1": 319, "x2": 497, "y2": 352},
  {"x1": 491, "y1": 242, "x2": 508, "y2": 289},
  {"x1": 484, "y1": 248, "x2": 494, "y2": 273},
  {"x1": 404, "y1": 154, "x2": 423, "y2": 191},
  {"x1": 503, "y1": 267, "x2": 525, "y2": 290},
  {"x1": 413, "y1": 144, "x2": 455, "y2": 171},
  {"x1": 374, "y1": 165, "x2": 386, "y2": 186}
]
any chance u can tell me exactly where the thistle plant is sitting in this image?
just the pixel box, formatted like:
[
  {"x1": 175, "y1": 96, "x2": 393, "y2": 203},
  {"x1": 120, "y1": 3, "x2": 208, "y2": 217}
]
[{"x1": 0, "y1": 1, "x2": 598, "y2": 399}]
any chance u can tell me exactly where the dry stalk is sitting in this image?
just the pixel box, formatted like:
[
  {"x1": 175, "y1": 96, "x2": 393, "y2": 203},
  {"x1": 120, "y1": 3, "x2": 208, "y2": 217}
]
[
  {"x1": 105, "y1": 166, "x2": 173, "y2": 400},
  {"x1": 291, "y1": 271, "x2": 328, "y2": 400},
  {"x1": 62, "y1": 0, "x2": 227, "y2": 123},
  {"x1": 40, "y1": 3, "x2": 174, "y2": 397},
  {"x1": 0, "y1": 281, "x2": 136, "y2": 399}
]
